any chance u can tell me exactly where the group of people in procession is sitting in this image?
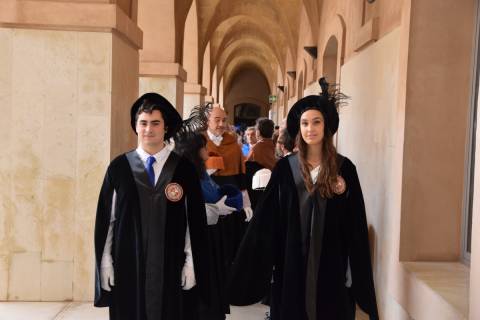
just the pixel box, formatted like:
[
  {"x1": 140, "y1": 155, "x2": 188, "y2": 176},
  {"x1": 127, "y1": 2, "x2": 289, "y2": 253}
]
[{"x1": 94, "y1": 77, "x2": 379, "y2": 320}]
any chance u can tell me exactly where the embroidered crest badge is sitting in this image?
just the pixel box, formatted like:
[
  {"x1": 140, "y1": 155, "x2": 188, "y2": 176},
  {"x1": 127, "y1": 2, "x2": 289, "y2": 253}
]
[
  {"x1": 165, "y1": 183, "x2": 183, "y2": 202},
  {"x1": 333, "y1": 175, "x2": 346, "y2": 195}
]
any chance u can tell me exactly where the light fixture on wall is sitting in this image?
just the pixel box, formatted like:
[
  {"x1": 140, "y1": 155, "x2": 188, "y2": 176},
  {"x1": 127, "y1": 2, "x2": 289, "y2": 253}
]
[
  {"x1": 303, "y1": 46, "x2": 318, "y2": 59},
  {"x1": 287, "y1": 71, "x2": 296, "y2": 80},
  {"x1": 277, "y1": 85, "x2": 285, "y2": 92}
]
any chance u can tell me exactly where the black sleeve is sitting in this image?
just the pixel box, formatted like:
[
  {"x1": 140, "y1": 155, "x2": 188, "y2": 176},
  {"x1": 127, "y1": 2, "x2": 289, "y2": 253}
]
[
  {"x1": 346, "y1": 164, "x2": 379, "y2": 320},
  {"x1": 94, "y1": 169, "x2": 115, "y2": 307},
  {"x1": 183, "y1": 161, "x2": 211, "y2": 305},
  {"x1": 228, "y1": 161, "x2": 280, "y2": 305}
]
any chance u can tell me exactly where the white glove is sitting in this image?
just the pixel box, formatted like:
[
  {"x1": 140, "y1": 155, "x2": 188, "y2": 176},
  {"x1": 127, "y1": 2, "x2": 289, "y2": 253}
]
[
  {"x1": 244, "y1": 207, "x2": 253, "y2": 222},
  {"x1": 181, "y1": 264, "x2": 196, "y2": 290},
  {"x1": 100, "y1": 265, "x2": 115, "y2": 291},
  {"x1": 216, "y1": 195, "x2": 236, "y2": 216},
  {"x1": 206, "y1": 168, "x2": 218, "y2": 176},
  {"x1": 205, "y1": 196, "x2": 236, "y2": 225},
  {"x1": 205, "y1": 203, "x2": 220, "y2": 225}
]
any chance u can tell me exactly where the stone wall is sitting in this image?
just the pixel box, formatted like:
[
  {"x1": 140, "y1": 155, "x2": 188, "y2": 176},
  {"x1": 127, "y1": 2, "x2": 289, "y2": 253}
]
[{"x1": 0, "y1": 28, "x2": 138, "y2": 301}]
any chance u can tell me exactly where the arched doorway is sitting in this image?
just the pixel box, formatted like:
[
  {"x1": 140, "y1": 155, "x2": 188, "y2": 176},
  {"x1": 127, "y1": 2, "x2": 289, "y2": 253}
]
[
  {"x1": 322, "y1": 36, "x2": 339, "y2": 83},
  {"x1": 234, "y1": 103, "x2": 262, "y2": 128}
]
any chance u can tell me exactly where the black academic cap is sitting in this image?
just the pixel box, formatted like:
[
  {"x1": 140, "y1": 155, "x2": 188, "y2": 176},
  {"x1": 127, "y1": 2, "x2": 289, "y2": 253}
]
[
  {"x1": 130, "y1": 92, "x2": 183, "y2": 140},
  {"x1": 286, "y1": 78, "x2": 341, "y2": 139}
]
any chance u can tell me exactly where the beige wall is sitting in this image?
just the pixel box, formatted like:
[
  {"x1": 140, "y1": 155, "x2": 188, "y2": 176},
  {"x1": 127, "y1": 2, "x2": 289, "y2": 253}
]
[
  {"x1": 0, "y1": 27, "x2": 138, "y2": 301},
  {"x1": 184, "y1": 82, "x2": 206, "y2": 119},
  {"x1": 338, "y1": 0, "x2": 478, "y2": 318},
  {"x1": 139, "y1": 75, "x2": 185, "y2": 117},
  {"x1": 469, "y1": 67, "x2": 480, "y2": 320},
  {"x1": 339, "y1": 27, "x2": 409, "y2": 319},
  {"x1": 399, "y1": 0, "x2": 475, "y2": 262}
]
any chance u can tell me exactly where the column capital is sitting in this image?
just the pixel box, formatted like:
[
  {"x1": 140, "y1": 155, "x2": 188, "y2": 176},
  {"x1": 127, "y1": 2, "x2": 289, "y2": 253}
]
[
  {"x1": 0, "y1": 0, "x2": 142, "y2": 49},
  {"x1": 184, "y1": 82, "x2": 207, "y2": 95},
  {"x1": 140, "y1": 62, "x2": 187, "y2": 82}
]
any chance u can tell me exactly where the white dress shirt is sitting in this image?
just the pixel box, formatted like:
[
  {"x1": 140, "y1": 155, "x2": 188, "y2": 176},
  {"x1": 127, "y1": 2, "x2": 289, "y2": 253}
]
[
  {"x1": 207, "y1": 129, "x2": 223, "y2": 146},
  {"x1": 310, "y1": 165, "x2": 321, "y2": 184},
  {"x1": 101, "y1": 146, "x2": 193, "y2": 269}
]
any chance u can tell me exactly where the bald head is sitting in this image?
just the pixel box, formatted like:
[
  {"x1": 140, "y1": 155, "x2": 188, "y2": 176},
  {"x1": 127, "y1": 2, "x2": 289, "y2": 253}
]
[{"x1": 208, "y1": 107, "x2": 227, "y2": 136}]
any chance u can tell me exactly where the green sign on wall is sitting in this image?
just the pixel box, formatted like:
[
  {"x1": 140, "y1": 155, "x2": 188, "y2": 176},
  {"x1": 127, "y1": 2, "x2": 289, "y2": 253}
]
[{"x1": 269, "y1": 95, "x2": 277, "y2": 103}]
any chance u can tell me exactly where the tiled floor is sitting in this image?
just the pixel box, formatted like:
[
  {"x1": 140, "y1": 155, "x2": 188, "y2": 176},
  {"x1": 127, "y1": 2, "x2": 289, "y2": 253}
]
[{"x1": 0, "y1": 302, "x2": 269, "y2": 320}]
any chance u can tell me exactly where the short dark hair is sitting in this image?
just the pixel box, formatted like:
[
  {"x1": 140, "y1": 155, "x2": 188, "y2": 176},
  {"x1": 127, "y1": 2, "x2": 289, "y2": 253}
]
[
  {"x1": 255, "y1": 117, "x2": 275, "y2": 139},
  {"x1": 135, "y1": 100, "x2": 172, "y2": 140},
  {"x1": 277, "y1": 128, "x2": 295, "y2": 152}
]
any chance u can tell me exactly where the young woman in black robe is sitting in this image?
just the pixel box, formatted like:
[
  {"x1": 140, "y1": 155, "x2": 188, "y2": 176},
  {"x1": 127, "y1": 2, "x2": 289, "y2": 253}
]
[{"x1": 228, "y1": 78, "x2": 379, "y2": 320}]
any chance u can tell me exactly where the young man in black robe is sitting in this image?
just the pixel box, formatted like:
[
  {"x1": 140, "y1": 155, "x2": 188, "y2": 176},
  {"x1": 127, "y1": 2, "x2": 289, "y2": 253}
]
[{"x1": 94, "y1": 92, "x2": 211, "y2": 320}]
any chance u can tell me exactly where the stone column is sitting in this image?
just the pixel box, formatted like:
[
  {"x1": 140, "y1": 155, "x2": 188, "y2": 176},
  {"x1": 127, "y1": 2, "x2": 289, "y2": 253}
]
[
  {"x1": 0, "y1": 0, "x2": 141, "y2": 301},
  {"x1": 139, "y1": 62, "x2": 187, "y2": 118},
  {"x1": 183, "y1": 82, "x2": 207, "y2": 119}
]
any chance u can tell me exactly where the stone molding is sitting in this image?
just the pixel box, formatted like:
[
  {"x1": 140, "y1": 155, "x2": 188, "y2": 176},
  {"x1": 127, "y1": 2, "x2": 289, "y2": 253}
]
[
  {"x1": 184, "y1": 82, "x2": 207, "y2": 95},
  {"x1": 0, "y1": 0, "x2": 143, "y2": 49},
  {"x1": 140, "y1": 62, "x2": 187, "y2": 82},
  {"x1": 353, "y1": 17, "x2": 379, "y2": 52}
]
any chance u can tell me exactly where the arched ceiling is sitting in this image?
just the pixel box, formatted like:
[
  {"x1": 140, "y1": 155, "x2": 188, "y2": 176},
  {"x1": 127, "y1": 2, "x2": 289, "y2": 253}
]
[
  {"x1": 223, "y1": 54, "x2": 276, "y2": 92},
  {"x1": 195, "y1": 0, "x2": 313, "y2": 91},
  {"x1": 217, "y1": 39, "x2": 278, "y2": 84},
  {"x1": 209, "y1": 17, "x2": 286, "y2": 74}
]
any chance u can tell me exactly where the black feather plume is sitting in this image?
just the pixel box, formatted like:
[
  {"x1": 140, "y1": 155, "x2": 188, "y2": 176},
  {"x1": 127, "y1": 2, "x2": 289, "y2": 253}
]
[
  {"x1": 175, "y1": 102, "x2": 213, "y2": 138},
  {"x1": 318, "y1": 77, "x2": 349, "y2": 109}
]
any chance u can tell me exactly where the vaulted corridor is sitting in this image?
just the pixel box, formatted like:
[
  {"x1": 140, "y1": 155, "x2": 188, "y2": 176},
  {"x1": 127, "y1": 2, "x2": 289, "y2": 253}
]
[{"x1": 0, "y1": 0, "x2": 480, "y2": 319}]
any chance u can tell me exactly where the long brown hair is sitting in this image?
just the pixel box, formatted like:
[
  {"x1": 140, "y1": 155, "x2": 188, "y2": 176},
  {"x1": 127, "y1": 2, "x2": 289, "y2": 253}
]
[{"x1": 296, "y1": 128, "x2": 338, "y2": 198}]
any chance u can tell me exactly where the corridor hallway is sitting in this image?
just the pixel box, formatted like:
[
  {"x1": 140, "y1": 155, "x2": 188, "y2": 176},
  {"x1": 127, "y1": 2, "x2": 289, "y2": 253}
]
[
  {"x1": 0, "y1": 303, "x2": 270, "y2": 320},
  {"x1": 0, "y1": 0, "x2": 480, "y2": 319}
]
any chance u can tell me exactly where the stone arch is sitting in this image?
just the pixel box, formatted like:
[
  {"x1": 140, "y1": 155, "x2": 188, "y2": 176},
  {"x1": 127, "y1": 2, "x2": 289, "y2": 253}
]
[
  {"x1": 300, "y1": 0, "x2": 319, "y2": 41},
  {"x1": 285, "y1": 49, "x2": 296, "y2": 99},
  {"x1": 322, "y1": 36, "x2": 339, "y2": 83},
  {"x1": 219, "y1": 77, "x2": 224, "y2": 105},
  {"x1": 138, "y1": 0, "x2": 177, "y2": 62},
  {"x1": 297, "y1": 4, "x2": 316, "y2": 85},
  {"x1": 182, "y1": 0, "x2": 199, "y2": 83},
  {"x1": 223, "y1": 56, "x2": 275, "y2": 93},
  {"x1": 318, "y1": 14, "x2": 346, "y2": 83},
  {"x1": 174, "y1": 0, "x2": 194, "y2": 63},
  {"x1": 211, "y1": 65, "x2": 218, "y2": 102},
  {"x1": 201, "y1": 41, "x2": 212, "y2": 96},
  {"x1": 297, "y1": 70, "x2": 304, "y2": 99},
  {"x1": 217, "y1": 41, "x2": 277, "y2": 85},
  {"x1": 200, "y1": 1, "x2": 297, "y2": 62},
  {"x1": 210, "y1": 18, "x2": 285, "y2": 75}
]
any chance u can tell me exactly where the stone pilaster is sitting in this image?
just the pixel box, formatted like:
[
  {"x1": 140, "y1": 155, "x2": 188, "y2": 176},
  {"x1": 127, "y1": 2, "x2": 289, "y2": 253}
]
[{"x1": 0, "y1": 0, "x2": 141, "y2": 301}]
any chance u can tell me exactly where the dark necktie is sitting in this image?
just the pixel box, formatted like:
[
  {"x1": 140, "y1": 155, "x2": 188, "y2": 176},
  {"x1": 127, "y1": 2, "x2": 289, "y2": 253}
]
[{"x1": 146, "y1": 156, "x2": 156, "y2": 186}]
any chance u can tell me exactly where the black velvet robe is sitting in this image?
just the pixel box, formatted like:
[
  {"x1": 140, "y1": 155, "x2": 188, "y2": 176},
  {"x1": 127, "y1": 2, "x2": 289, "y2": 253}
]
[
  {"x1": 228, "y1": 154, "x2": 379, "y2": 320},
  {"x1": 94, "y1": 151, "x2": 211, "y2": 320}
]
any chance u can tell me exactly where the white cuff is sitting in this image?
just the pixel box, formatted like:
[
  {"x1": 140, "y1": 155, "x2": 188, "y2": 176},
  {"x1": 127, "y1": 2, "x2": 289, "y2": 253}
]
[
  {"x1": 184, "y1": 225, "x2": 194, "y2": 267},
  {"x1": 242, "y1": 190, "x2": 251, "y2": 209}
]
